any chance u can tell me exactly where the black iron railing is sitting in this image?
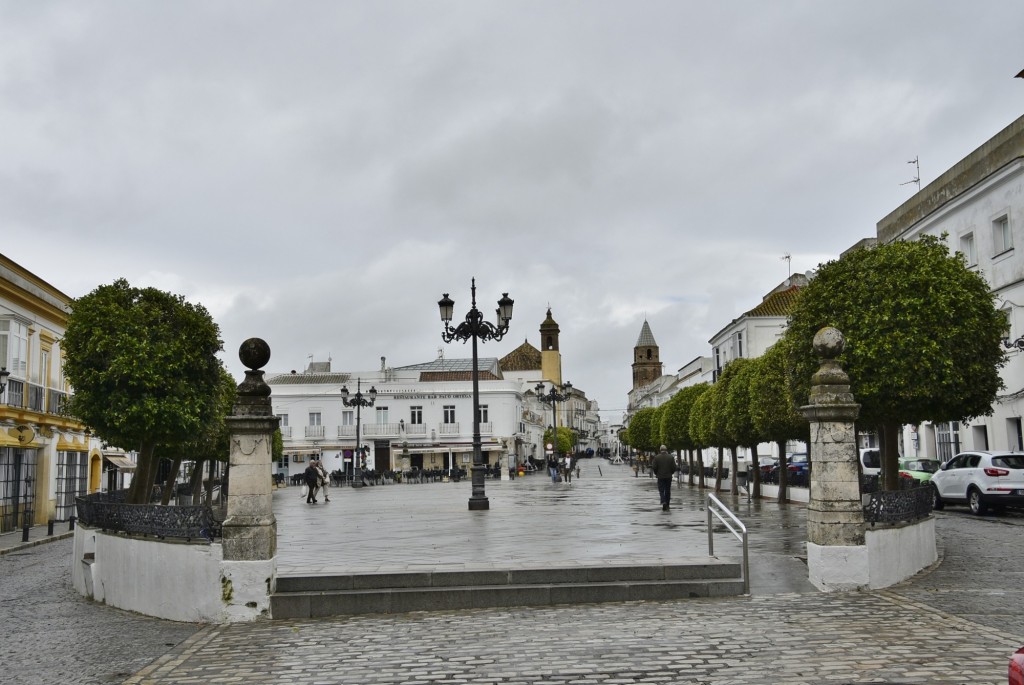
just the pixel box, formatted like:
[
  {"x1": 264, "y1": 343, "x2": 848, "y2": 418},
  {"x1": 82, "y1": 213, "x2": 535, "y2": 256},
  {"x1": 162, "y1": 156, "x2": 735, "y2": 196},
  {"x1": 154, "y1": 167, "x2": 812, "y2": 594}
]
[
  {"x1": 863, "y1": 484, "x2": 933, "y2": 524},
  {"x1": 75, "y1": 490, "x2": 223, "y2": 541}
]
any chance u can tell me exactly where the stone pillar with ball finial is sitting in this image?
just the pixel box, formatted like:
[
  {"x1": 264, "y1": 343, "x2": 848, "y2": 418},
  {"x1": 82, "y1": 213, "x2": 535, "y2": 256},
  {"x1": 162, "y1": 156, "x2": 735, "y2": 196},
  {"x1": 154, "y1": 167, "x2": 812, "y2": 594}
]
[
  {"x1": 800, "y1": 327, "x2": 868, "y2": 591},
  {"x1": 220, "y1": 338, "x2": 280, "y2": 619}
]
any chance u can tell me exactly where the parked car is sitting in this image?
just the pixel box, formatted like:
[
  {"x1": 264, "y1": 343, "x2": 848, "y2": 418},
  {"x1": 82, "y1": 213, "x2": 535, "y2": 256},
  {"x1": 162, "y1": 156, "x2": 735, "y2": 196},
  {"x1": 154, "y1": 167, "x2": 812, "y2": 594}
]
[
  {"x1": 931, "y1": 451, "x2": 1024, "y2": 515},
  {"x1": 859, "y1": 448, "x2": 881, "y2": 476},
  {"x1": 898, "y1": 458, "x2": 941, "y2": 484},
  {"x1": 787, "y1": 453, "x2": 810, "y2": 486}
]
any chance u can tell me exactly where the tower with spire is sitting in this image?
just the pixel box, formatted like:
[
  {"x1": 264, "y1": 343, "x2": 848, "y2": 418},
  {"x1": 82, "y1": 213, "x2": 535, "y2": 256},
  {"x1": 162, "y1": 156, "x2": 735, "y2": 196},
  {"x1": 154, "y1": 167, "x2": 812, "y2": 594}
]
[
  {"x1": 539, "y1": 307, "x2": 562, "y2": 385},
  {"x1": 632, "y1": 320, "x2": 662, "y2": 389}
]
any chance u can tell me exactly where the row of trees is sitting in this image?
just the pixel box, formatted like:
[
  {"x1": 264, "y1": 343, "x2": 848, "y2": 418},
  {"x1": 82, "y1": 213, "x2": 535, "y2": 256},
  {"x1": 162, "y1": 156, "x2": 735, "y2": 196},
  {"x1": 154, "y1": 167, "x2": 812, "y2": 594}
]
[{"x1": 623, "y1": 235, "x2": 1007, "y2": 495}]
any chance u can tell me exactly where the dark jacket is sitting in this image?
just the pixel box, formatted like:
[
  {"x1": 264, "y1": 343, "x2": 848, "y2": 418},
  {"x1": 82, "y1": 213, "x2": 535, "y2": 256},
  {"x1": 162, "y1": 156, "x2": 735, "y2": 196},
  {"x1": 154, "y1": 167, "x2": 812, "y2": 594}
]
[
  {"x1": 303, "y1": 465, "x2": 319, "y2": 486},
  {"x1": 652, "y1": 450, "x2": 677, "y2": 479}
]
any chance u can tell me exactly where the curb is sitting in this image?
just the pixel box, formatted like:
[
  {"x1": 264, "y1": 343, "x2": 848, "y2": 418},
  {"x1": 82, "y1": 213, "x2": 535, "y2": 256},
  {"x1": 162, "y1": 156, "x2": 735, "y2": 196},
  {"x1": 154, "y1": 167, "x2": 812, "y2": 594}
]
[{"x1": 0, "y1": 530, "x2": 74, "y2": 556}]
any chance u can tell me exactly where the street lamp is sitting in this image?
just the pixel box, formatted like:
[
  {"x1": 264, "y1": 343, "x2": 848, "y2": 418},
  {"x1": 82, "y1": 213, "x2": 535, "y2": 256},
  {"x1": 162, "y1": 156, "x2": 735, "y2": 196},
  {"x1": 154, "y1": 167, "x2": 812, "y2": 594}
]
[
  {"x1": 535, "y1": 380, "x2": 572, "y2": 463},
  {"x1": 438, "y1": 278, "x2": 514, "y2": 511},
  {"x1": 0, "y1": 366, "x2": 9, "y2": 403},
  {"x1": 340, "y1": 379, "x2": 376, "y2": 488}
]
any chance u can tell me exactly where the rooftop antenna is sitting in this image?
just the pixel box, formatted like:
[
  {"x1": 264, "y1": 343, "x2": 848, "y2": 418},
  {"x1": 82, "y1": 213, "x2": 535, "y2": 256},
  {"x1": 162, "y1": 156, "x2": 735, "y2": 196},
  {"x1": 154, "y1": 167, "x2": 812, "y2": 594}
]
[
  {"x1": 900, "y1": 156, "x2": 921, "y2": 191},
  {"x1": 781, "y1": 253, "x2": 791, "y2": 277}
]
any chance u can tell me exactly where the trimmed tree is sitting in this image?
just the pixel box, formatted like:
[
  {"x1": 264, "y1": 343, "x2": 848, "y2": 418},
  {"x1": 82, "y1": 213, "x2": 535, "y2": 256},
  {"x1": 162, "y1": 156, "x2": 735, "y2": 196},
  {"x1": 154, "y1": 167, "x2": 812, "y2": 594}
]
[
  {"x1": 749, "y1": 341, "x2": 808, "y2": 502},
  {"x1": 784, "y1": 235, "x2": 1006, "y2": 489},
  {"x1": 688, "y1": 385, "x2": 717, "y2": 491},
  {"x1": 62, "y1": 278, "x2": 224, "y2": 504},
  {"x1": 724, "y1": 358, "x2": 763, "y2": 497},
  {"x1": 626, "y1": 407, "x2": 659, "y2": 455},
  {"x1": 661, "y1": 383, "x2": 710, "y2": 486}
]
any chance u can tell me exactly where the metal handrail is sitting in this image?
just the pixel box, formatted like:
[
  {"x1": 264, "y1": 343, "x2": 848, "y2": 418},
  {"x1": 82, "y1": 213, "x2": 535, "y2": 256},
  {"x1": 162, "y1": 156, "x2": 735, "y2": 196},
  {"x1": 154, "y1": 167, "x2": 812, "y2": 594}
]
[{"x1": 706, "y1": 493, "x2": 750, "y2": 595}]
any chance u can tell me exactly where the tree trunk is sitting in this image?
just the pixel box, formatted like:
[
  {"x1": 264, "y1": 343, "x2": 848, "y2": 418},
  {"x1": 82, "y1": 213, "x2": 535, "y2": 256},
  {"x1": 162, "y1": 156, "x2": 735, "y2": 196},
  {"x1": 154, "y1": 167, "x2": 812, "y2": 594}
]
[
  {"x1": 714, "y1": 447, "x2": 724, "y2": 492},
  {"x1": 777, "y1": 440, "x2": 789, "y2": 503},
  {"x1": 206, "y1": 460, "x2": 217, "y2": 504},
  {"x1": 881, "y1": 420, "x2": 901, "y2": 491},
  {"x1": 729, "y1": 446, "x2": 739, "y2": 495},
  {"x1": 187, "y1": 459, "x2": 206, "y2": 505},
  {"x1": 127, "y1": 442, "x2": 156, "y2": 504},
  {"x1": 687, "y1": 449, "x2": 694, "y2": 486},
  {"x1": 698, "y1": 448, "x2": 706, "y2": 489},
  {"x1": 160, "y1": 457, "x2": 183, "y2": 506},
  {"x1": 751, "y1": 444, "x2": 761, "y2": 499}
]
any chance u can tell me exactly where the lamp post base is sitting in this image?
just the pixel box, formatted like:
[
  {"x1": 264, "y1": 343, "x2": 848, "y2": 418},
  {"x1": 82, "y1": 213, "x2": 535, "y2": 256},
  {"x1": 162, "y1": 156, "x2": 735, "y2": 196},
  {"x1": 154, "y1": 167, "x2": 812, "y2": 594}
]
[{"x1": 468, "y1": 497, "x2": 490, "y2": 511}]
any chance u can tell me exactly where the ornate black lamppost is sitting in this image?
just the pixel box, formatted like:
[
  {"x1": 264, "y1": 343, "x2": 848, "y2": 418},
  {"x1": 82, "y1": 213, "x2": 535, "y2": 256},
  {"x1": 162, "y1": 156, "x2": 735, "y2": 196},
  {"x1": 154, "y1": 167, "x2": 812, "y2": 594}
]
[
  {"x1": 536, "y1": 380, "x2": 572, "y2": 463},
  {"x1": 340, "y1": 379, "x2": 376, "y2": 488},
  {"x1": 438, "y1": 278, "x2": 514, "y2": 511},
  {"x1": 0, "y1": 366, "x2": 9, "y2": 403}
]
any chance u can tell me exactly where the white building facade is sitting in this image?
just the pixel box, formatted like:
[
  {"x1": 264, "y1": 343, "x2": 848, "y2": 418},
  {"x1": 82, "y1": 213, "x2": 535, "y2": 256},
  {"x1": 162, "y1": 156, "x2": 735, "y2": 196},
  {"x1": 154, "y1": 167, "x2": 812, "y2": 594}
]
[{"x1": 877, "y1": 114, "x2": 1024, "y2": 460}]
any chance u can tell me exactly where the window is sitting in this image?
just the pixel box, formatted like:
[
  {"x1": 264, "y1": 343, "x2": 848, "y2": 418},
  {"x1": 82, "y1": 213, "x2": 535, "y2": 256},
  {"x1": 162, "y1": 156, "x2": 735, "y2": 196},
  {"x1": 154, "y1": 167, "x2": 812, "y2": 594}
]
[
  {"x1": 0, "y1": 320, "x2": 28, "y2": 378},
  {"x1": 309, "y1": 412, "x2": 321, "y2": 426},
  {"x1": 443, "y1": 405, "x2": 456, "y2": 424},
  {"x1": 994, "y1": 215, "x2": 1012, "y2": 254},
  {"x1": 55, "y1": 451, "x2": 88, "y2": 521},
  {"x1": 733, "y1": 331, "x2": 744, "y2": 359},
  {"x1": 959, "y1": 232, "x2": 977, "y2": 266},
  {"x1": 342, "y1": 410, "x2": 353, "y2": 426},
  {"x1": 276, "y1": 414, "x2": 289, "y2": 427},
  {"x1": 375, "y1": 406, "x2": 389, "y2": 424},
  {"x1": 410, "y1": 406, "x2": 423, "y2": 424},
  {"x1": 477, "y1": 405, "x2": 489, "y2": 423}
]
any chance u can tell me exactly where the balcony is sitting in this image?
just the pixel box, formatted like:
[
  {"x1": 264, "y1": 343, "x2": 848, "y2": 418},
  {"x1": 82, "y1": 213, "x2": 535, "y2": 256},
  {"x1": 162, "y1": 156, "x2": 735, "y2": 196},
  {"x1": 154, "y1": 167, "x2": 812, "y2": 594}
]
[
  {"x1": 404, "y1": 423, "x2": 427, "y2": 436},
  {"x1": 3, "y1": 379, "x2": 23, "y2": 408},
  {"x1": 27, "y1": 383, "x2": 45, "y2": 412},
  {"x1": 304, "y1": 425, "x2": 325, "y2": 439},
  {"x1": 47, "y1": 389, "x2": 67, "y2": 415},
  {"x1": 338, "y1": 425, "x2": 356, "y2": 438},
  {"x1": 439, "y1": 423, "x2": 460, "y2": 435},
  {"x1": 279, "y1": 426, "x2": 292, "y2": 438},
  {"x1": 362, "y1": 422, "x2": 402, "y2": 437}
]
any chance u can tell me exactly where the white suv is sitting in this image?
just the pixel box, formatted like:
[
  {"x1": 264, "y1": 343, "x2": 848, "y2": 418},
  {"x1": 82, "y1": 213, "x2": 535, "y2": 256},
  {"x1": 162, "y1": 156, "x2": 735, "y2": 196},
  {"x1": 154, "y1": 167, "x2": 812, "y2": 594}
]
[{"x1": 931, "y1": 451, "x2": 1024, "y2": 515}]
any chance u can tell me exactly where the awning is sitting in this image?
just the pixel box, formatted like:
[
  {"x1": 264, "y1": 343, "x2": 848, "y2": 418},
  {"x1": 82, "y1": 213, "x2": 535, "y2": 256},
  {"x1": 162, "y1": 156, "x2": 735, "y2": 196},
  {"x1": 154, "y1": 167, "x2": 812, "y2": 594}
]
[{"x1": 104, "y1": 455, "x2": 137, "y2": 470}]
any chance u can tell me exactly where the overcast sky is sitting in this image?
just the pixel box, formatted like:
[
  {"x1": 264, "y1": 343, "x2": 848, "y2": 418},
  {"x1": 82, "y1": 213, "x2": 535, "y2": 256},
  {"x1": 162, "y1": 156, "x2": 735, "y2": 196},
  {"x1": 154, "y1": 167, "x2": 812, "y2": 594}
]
[{"x1": 3, "y1": 2, "x2": 1023, "y2": 420}]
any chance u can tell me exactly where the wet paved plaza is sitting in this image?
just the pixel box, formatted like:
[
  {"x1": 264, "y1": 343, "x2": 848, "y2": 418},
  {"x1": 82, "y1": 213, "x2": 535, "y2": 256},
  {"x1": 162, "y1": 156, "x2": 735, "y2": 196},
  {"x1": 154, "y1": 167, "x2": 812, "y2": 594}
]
[
  {"x1": 5, "y1": 458, "x2": 1024, "y2": 684},
  {"x1": 274, "y1": 459, "x2": 815, "y2": 595}
]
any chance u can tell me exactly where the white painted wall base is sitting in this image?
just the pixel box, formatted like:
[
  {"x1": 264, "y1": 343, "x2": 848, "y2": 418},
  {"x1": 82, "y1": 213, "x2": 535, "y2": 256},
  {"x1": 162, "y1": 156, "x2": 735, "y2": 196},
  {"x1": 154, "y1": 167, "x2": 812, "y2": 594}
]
[
  {"x1": 756, "y1": 484, "x2": 809, "y2": 503},
  {"x1": 807, "y1": 542, "x2": 869, "y2": 591},
  {"x1": 72, "y1": 527, "x2": 275, "y2": 623},
  {"x1": 807, "y1": 517, "x2": 937, "y2": 592},
  {"x1": 865, "y1": 517, "x2": 937, "y2": 589}
]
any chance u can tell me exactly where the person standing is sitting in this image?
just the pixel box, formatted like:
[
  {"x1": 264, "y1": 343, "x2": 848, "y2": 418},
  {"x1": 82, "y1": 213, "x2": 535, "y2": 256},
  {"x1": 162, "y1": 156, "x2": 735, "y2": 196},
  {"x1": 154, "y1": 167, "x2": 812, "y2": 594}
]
[
  {"x1": 303, "y1": 461, "x2": 320, "y2": 504},
  {"x1": 562, "y1": 453, "x2": 573, "y2": 483},
  {"x1": 653, "y1": 445, "x2": 678, "y2": 511},
  {"x1": 314, "y1": 459, "x2": 330, "y2": 503}
]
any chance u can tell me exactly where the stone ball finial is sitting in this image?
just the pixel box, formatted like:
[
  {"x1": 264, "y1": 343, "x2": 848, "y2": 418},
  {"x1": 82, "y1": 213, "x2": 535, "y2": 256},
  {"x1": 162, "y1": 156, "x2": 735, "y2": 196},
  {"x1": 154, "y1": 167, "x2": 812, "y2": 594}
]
[
  {"x1": 812, "y1": 327, "x2": 845, "y2": 360},
  {"x1": 239, "y1": 338, "x2": 271, "y2": 371}
]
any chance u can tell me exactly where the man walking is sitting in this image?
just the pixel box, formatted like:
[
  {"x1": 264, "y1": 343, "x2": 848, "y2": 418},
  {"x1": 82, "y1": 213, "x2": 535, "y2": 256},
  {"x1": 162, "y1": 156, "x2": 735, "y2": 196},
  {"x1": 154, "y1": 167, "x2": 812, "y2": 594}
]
[
  {"x1": 653, "y1": 445, "x2": 677, "y2": 511},
  {"x1": 303, "y1": 461, "x2": 320, "y2": 504}
]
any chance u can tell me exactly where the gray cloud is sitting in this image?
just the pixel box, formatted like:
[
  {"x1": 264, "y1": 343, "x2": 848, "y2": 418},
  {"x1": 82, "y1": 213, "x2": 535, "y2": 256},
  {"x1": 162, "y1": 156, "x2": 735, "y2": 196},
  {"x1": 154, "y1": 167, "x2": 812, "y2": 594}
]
[{"x1": 2, "y1": 1, "x2": 1022, "y2": 418}]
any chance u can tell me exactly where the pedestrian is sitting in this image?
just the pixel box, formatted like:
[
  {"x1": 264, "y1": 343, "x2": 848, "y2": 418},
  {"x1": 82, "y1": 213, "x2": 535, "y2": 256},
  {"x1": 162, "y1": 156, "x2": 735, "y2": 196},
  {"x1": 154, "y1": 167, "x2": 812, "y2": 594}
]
[
  {"x1": 547, "y1": 454, "x2": 560, "y2": 482},
  {"x1": 303, "y1": 461, "x2": 320, "y2": 504},
  {"x1": 314, "y1": 459, "x2": 330, "y2": 502},
  {"x1": 562, "y1": 454, "x2": 573, "y2": 483},
  {"x1": 653, "y1": 445, "x2": 678, "y2": 511}
]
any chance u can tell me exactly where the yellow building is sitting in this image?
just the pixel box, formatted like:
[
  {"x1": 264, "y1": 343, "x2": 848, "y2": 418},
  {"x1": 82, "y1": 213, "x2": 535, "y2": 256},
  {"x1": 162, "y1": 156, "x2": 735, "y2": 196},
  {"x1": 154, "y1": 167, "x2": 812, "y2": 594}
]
[{"x1": 0, "y1": 254, "x2": 101, "y2": 532}]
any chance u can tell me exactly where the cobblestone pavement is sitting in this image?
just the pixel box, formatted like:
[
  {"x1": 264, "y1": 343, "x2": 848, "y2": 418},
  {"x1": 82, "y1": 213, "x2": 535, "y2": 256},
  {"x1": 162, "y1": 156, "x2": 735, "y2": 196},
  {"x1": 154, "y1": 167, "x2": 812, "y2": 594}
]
[
  {"x1": 0, "y1": 538, "x2": 199, "y2": 685},
  {"x1": 5, "y1": 461, "x2": 1024, "y2": 684}
]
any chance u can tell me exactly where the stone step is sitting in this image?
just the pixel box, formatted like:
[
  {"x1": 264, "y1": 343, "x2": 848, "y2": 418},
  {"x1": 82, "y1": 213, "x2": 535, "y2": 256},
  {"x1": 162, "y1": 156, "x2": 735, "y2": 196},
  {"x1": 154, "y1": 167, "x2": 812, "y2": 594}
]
[{"x1": 271, "y1": 560, "x2": 745, "y2": 618}]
